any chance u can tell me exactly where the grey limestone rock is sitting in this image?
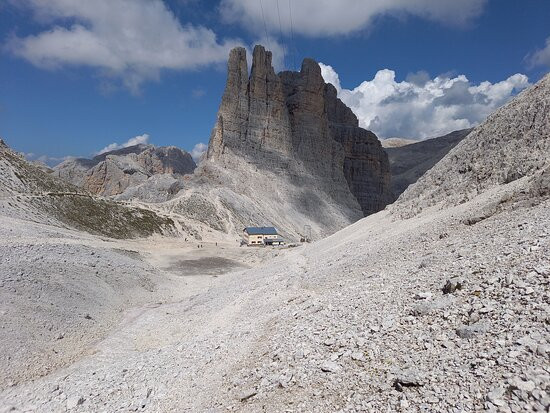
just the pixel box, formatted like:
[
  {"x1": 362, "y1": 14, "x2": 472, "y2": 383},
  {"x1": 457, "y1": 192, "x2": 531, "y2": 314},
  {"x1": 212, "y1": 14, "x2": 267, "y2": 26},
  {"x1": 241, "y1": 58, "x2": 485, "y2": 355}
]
[
  {"x1": 411, "y1": 295, "x2": 455, "y2": 316},
  {"x1": 393, "y1": 368, "x2": 425, "y2": 391},
  {"x1": 52, "y1": 144, "x2": 196, "y2": 197},
  {"x1": 320, "y1": 360, "x2": 341, "y2": 373},
  {"x1": 456, "y1": 322, "x2": 490, "y2": 339},
  {"x1": 206, "y1": 45, "x2": 391, "y2": 217},
  {"x1": 114, "y1": 174, "x2": 185, "y2": 203},
  {"x1": 394, "y1": 73, "x2": 550, "y2": 217},
  {"x1": 442, "y1": 277, "x2": 465, "y2": 294}
]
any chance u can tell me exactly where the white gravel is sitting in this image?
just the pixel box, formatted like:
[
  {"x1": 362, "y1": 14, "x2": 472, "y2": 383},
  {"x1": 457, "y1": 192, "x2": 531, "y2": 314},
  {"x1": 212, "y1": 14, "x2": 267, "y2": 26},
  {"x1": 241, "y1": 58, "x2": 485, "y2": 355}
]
[{"x1": 0, "y1": 186, "x2": 548, "y2": 412}]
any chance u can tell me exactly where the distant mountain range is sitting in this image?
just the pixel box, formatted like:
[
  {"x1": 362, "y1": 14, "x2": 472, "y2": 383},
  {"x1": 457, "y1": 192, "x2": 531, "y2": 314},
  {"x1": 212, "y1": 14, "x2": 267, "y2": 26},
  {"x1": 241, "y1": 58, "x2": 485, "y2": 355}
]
[
  {"x1": 0, "y1": 139, "x2": 174, "y2": 238},
  {"x1": 52, "y1": 144, "x2": 196, "y2": 202}
]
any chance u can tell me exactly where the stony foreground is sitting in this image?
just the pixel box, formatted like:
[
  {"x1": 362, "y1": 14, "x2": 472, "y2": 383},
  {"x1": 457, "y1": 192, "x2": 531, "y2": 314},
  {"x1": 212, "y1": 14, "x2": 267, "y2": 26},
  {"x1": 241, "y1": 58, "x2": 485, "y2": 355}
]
[{"x1": 1, "y1": 189, "x2": 548, "y2": 412}]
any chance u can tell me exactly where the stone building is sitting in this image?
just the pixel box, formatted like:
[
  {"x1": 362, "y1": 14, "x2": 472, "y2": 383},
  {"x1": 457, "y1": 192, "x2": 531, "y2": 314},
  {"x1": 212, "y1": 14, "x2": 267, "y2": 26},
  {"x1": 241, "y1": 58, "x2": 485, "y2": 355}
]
[{"x1": 243, "y1": 227, "x2": 284, "y2": 246}]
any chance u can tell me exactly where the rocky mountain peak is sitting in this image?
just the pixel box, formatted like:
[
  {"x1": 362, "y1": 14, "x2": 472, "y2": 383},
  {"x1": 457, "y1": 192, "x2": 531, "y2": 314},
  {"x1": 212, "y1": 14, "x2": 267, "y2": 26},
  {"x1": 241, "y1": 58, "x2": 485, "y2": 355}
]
[
  {"x1": 300, "y1": 58, "x2": 325, "y2": 88},
  {"x1": 206, "y1": 45, "x2": 391, "y2": 217},
  {"x1": 53, "y1": 144, "x2": 195, "y2": 199},
  {"x1": 93, "y1": 144, "x2": 152, "y2": 162},
  {"x1": 250, "y1": 45, "x2": 276, "y2": 81}
]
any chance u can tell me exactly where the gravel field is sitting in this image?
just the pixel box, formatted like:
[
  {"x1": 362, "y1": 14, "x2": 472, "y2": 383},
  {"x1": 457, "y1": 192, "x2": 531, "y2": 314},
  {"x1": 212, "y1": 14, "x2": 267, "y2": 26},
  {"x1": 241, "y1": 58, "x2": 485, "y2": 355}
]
[
  {"x1": 0, "y1": 187, "x2": 548, "y2": 412},
  {"x1": 0, "y1": 215, "x2": 278, "y2": 400}
]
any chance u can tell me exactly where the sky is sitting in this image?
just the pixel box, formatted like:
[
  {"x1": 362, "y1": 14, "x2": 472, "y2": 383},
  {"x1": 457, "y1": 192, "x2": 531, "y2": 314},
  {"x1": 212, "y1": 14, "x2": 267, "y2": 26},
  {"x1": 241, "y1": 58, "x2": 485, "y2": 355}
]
[{"x1": 1, "y1": 0, "x2": 549, "y2": 165}]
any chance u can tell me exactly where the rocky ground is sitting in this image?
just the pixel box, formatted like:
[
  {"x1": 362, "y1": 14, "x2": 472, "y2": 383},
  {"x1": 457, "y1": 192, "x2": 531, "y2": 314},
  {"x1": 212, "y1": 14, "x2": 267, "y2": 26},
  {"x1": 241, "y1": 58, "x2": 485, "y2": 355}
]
[
  {"x1": 0, "y1": 215, "x2": 281, "y2": 403},
  {"x1": 232, "y1": 194, "x2": 549, "y2": 413},
  {"x1": 0, "y1": 183, "x2": 548, "y2": 412}
]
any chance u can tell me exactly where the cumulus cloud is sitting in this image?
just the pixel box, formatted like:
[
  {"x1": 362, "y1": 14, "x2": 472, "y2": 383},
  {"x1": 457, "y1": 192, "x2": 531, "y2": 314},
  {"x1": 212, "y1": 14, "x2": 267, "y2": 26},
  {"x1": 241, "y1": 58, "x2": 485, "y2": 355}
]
[
  {"x1": 526, "y1": 37, "x2": 550, "y2": 69},
  {"x1": 220, "y1": 0, "x2": 487, "y2": 37},
  {"x1": 319, "y1": 63, "x2": 530, "y2": 139},
  {"x1": 96, "y1": 133, "x2": 150, "y2": 155},
  {"x1": 6, "y1": 0, "x2": 244, "y2": 93},
  {"x1": 190, "y1": 142, "x2": 207, "y2": 162}
]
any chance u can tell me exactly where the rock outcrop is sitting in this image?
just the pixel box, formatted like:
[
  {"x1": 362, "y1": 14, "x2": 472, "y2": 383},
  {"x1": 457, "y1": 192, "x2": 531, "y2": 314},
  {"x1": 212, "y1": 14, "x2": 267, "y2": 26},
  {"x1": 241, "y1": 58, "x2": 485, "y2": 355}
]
[
  {"x1": 205, "y1": 45, "x2": 391, "y2": 218},
  {"x1": 53, "y1": 144, "x2": 196, "y2": 199},
  {"x1": 385, "y1": 129, "x2": 471, "y2": 200}
]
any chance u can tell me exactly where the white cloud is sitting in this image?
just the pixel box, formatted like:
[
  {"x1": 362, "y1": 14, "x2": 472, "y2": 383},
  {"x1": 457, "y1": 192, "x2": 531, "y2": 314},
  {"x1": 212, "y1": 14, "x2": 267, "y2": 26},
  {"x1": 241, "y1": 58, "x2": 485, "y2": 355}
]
[
  {"x1": 7, "y1": 0, "x2": 244, "y2": 93},
  {"x1": 320, "y1": 63, "x2": 530, "y2": 139},
  {"x1": 192, "y1": 88, "x2": 206, "y2": 99},
  {"x1": 190, "y1": 142, "x2": 207, "y2": 162},
  {"x1": 96, "y1": 133, "x2": 150, "y2": 155},
  {"x1": 527, "y1": 37, "x2": 550, "y2": 69},
  {"x1": 220, "y1": 0, "x2": 487, "y2": 37},
  {"x1": 24, "y1": 153, "x2": 76, "y2": 167}
]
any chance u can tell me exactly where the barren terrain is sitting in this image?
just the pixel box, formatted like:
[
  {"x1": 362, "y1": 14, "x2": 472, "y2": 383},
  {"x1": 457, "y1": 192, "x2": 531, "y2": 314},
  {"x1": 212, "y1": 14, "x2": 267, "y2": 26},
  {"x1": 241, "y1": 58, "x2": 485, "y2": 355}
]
[
  {"x1": 0, "y1": 216, "x2": 281, "y2": 396},
  {"x1": 1, "y1": 179, "x2": 548, "y2": 411}
]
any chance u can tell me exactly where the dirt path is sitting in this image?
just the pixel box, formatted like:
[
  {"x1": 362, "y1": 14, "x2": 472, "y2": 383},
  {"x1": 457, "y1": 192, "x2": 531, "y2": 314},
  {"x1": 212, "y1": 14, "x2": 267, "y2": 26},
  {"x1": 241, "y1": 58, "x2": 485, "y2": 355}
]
[
  {"x1": 0, "y1": 215, "x2": 288, "y2": 409},
  {"x1": 0, "y1": 235, "x2": 305, "y2": 412}
]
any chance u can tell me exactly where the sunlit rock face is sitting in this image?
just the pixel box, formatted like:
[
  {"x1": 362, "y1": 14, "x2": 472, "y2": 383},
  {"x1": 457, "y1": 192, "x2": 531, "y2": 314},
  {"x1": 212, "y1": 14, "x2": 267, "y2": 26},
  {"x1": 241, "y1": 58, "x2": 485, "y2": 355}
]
[
  {"x1": 53, "y1": 144, "x2": 196, "y2": 197},
  {"x1": 207, "y1": 45, "x2": 391, "y2": 216}
]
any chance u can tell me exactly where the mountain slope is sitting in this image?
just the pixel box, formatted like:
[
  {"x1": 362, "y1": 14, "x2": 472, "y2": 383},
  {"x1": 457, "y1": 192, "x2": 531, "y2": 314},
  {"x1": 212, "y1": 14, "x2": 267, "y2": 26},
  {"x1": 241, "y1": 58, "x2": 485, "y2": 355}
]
[
  {"x1": 53, "y1": 144, "x2": 196, "y2": 200},
  {"x1": 0, "y1": 139, "x2": 175, "y2": 238},
  {"x1": 394, "y1": 73, "x2": 550, "y2": 217},
  {"x1": 385, "y1": 129, "x2": 471, "y2": 200},
  {"x1": 381, "y1": 137, "x2": 418, "y2": 148}
]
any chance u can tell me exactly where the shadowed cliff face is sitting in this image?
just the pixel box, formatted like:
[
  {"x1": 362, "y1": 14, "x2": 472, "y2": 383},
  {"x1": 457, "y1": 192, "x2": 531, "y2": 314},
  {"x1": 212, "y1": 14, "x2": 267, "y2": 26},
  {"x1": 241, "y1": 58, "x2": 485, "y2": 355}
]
[
  {"x1": 324, "y1": 83, "x2": 393, "y2": 215},
  {"x1": 385, "y1": 129, "x2": 472, "y2": 201},
  {"x1": 207, "y1": 45, "x2": 391, "y2": 216}
]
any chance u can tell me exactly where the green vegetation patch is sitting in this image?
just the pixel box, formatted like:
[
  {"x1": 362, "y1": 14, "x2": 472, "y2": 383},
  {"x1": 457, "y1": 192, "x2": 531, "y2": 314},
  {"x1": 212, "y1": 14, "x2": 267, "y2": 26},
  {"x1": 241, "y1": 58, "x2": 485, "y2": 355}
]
[{"x1": 48, "y1": 194, "x2": 175, "y2": 239}]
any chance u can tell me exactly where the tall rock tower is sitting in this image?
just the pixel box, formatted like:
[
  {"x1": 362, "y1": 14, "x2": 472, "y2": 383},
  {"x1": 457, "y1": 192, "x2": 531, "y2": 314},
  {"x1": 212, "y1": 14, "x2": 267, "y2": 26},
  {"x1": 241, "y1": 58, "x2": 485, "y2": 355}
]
[{"x1": 207, "y1": 45, "x2": 391, "y2": 216}]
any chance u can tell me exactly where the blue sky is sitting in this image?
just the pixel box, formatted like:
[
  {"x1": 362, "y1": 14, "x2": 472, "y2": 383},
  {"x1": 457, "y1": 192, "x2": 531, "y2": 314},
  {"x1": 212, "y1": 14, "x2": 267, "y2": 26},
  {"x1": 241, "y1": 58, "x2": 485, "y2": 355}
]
[{"x1": 1, "y1": 0, "x2": 549, "y2": 165}]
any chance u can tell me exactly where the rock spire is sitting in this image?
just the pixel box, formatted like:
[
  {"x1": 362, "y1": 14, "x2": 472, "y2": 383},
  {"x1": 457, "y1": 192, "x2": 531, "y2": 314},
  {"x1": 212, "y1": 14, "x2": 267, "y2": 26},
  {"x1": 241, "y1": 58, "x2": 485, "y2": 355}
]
[{"x1": 207, "y1": 45, "x2": 392, "y2": 215}]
